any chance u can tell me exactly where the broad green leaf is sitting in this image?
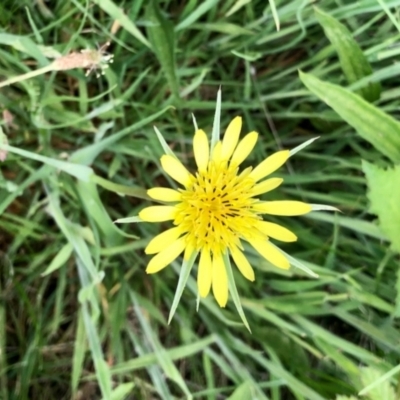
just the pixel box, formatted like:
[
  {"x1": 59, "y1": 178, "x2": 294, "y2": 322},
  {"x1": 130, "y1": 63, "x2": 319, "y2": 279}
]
[
  {"x1": 362, "y1": 161, "x2": 400, "y2": 253},
  {"x1": 146, "y1": 0, "x2": 180, "y2": 101},
  {"x1": 315, "y1": 7, "x2": 381, "y2": 102},
  {"x1": 299, "y1": 71, "x2": 400, "y2": 162}
]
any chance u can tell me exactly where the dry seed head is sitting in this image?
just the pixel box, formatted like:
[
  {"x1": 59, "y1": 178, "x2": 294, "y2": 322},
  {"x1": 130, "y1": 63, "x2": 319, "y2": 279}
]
[{"x1": 51, "y1": 44, "x2": 113, "y2": 76}]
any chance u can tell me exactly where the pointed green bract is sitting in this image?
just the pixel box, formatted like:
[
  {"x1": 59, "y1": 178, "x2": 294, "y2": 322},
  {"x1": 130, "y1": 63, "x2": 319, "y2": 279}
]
[
  {"x1": 168, "y1": 251, "x2": 198, "y2": 324},
  {"x1": 315, "y1": 7, "x2": 381, "y2": 102},
  {"x1": 211, "y1": 87, "x2": 222, "y2": 150},
  {"x1": 223, "y1": 252, "x2": 251, "y2": 332}
]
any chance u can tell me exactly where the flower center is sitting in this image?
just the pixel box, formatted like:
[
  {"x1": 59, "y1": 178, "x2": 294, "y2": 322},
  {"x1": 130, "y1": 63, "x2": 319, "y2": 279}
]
[{"x1": 174, "y1": 161, "x2": 260, "y2": 254}]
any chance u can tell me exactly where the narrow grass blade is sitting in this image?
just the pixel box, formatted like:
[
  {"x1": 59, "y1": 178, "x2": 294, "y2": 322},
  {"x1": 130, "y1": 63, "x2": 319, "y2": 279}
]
[
  {"x1": 70, "y1": 106, "x2": 173, "y2": 165},
  {"x1": 109, "y1": 336, "x2": 216, "y2": 375},
  {"x1": 92, "y1": 0, "x2": 150, "y2": 48},
  {"x1": 71, "y1": 310, "x2": 86, "y2": 396},
  {"x1": 269, "y1": 0, "x2": 280, "y2": 31},
  {"x1": 0, "y1": 143, "x2": 93, "y2": 181},
  {"x1": 77, "y1": 180, "x2": 138, "y2": 245},
  {"x1": 130, "y1": 291, "x2": 192, "y2": 399},
  {"x1": 315, "y1": 7, "x2": 381, "y2": 101},
  {"x1": 299, "y1": 71, "x2": 400, "y2": 162},
  {"x1": 81, "y1": 301, "x2": 112, "y2": 398},
  {"x1": 175, "y1": 0, "x2": 218, "y2": 31}
]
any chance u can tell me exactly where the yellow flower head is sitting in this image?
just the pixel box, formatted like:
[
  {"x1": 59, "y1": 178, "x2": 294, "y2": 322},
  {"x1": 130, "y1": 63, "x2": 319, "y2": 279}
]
[{"x1": 139, "y1": 116, "x2": 314, "y2": 308}]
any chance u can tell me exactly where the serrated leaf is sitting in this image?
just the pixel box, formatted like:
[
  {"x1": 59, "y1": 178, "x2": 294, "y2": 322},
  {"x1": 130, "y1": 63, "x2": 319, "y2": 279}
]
[
  {"x1": 315, "y1": 7, "x2": 381, "y2": 102},
  {"x1": 359, "y1": 367, "x2": 397, "y2": 400},
  {"x1": 299, "y1": 71, "x2": 400, "y2": 162},
  {"x1": 362, "y1": 161, "x2": 400, "y2": 253}
]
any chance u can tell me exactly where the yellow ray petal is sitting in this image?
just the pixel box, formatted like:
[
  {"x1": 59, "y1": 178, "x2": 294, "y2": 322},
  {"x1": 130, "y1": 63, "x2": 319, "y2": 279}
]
[
  {"x1": 253, "y1": 201, "x2": 312, "y2": 216},
  {"x1": 249, "y1": 150, "x2": 289, "y2": 182},
  {"x1": 221, "y1": 116, "x2": 241, "y2": 160},
  {"x1": 146, "y1": 237, "x2": 186, "y2": 274},
  {"x1": 139, "y1": 206, "x2": 176, "y2": 222},
  {"x1": 211, "y1": 141, "x2": 222, "y2": 164},
  {"x1": 198, "y1": 248, "x2": 212, "y2": 297},
  {"x1": 145, "y1": 227, "x2": 183, "y2": 254},
  {"x1": 161, "y1": 155, "x2": 191, "y2": 187},
  {"x1": 147, "y1": 187, "x2": 182, "y2": 202},
  {"x1": 250, "y1": 178, "x2": 283, "y2": 197},
  {"x1": 183, "y1": 241, "x2": 195, "y2": 260},
  {"x1": 248, "y1": 238, "x2": 290, "y2": 269},
  {"x1": 230, "y1": 131, "x2": 258, "y2": 166},
  {"x1": 193, "y1": 129, "x2": 209, "y2": 172},
  {"x1": 212, "y1": 253, "x2": 228, "y2": 307},
  {"x1": 256, "y1": 221, "x2": 297, "y2": 242},
  {"x1": 230, "y1": 245, "x2": 255, "y2": 281}
]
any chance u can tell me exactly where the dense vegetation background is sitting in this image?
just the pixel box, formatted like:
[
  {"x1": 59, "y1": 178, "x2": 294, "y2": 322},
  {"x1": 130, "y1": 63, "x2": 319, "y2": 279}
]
[{"x1": 1, "y1": 1, "x2": 399, "y2": 399}]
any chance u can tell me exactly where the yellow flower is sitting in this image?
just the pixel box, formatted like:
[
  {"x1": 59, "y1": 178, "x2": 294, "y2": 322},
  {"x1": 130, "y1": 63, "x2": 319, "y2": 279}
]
[{"x1": 139, "y1": 116, "x2": 314, "y2": 308}]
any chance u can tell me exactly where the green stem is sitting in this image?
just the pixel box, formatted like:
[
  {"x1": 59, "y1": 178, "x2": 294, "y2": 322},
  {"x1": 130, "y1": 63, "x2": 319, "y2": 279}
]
[{"x1": 0, "y1": 65, "x2": 54, "y2": 88}]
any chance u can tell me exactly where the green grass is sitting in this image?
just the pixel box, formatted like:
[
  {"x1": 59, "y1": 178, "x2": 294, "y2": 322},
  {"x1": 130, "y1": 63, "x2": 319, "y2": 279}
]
[{"x1": 1, "y1": 1, "x2": 400, "y2": 399}]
